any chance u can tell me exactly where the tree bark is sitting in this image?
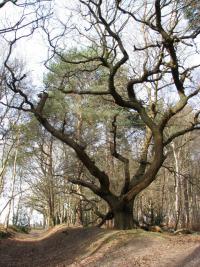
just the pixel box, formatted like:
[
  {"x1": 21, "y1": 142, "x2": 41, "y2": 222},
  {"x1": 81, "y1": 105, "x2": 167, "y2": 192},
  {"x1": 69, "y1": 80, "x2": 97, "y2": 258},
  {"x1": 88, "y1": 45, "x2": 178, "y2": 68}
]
[{"x1": 112, "y1": 200, "x2": 135, "y2": 230}]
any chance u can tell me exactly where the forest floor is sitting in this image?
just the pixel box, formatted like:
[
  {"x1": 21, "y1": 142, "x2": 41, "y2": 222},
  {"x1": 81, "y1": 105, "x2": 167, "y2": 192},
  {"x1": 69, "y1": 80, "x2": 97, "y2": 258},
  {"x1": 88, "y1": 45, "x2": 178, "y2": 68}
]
[{"x1": 0, "y1": 225, "x2": 200, "y2": 267}]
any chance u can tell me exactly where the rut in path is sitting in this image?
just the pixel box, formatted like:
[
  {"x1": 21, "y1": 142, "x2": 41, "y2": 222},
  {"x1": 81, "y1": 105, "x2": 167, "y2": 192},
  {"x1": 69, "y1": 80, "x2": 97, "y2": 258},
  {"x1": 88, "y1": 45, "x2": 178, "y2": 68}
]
[
  {"x1": 0, "y1": 225, "x2": 200, "y2": 267},
  {"x1": 0, "y1": 226, "x2": 106, "y2": 267}
]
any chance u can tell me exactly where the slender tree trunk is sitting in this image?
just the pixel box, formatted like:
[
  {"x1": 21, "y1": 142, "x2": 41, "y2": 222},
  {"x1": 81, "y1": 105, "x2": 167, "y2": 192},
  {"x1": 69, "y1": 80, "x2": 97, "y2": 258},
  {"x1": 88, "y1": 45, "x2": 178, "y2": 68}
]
[
  {"x1": 183, "y1": 178, "x2": 190, "y2": 228},
  {"x1": 49, "y1": 210, "x2": 55, "y2": 227},
  {"x1": 75, "y1": 95, "x2": 84, "y2": 226},
  {"x1": 5, "y1": 134, "x2": 19, "y2": 229},
  {"x1": 171, "y1": 142, "x2": 181, "y2": 229}
]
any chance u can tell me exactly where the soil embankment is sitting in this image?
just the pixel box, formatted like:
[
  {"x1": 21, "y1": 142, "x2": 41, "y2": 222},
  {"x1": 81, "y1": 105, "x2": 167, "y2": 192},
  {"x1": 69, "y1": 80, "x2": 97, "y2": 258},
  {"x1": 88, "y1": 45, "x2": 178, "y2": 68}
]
[{"x1": 0, "y1": 225, "x2": 200, "y2": 267}]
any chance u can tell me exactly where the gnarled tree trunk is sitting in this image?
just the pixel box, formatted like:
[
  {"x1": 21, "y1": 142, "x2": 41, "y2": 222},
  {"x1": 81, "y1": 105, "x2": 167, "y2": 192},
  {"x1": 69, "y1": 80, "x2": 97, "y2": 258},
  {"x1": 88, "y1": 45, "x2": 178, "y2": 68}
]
[{"x1": 112, "y1": 200, "x2": 135, "y2": 230}]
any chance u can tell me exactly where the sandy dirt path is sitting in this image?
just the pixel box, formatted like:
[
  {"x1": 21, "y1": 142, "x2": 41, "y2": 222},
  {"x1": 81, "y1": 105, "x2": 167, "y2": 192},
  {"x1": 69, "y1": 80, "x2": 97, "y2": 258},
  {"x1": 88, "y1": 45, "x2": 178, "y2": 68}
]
[{"x1": 0, "y1": 226, "x2": 200, "y2": 267}]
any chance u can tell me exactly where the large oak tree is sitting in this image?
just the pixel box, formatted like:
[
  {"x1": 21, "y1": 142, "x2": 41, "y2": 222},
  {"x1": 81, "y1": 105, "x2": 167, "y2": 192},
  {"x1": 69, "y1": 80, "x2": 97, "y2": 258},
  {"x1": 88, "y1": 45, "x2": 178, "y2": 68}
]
[{"x1": 2, "y1": 0, "x2": 200, "y2": 229}]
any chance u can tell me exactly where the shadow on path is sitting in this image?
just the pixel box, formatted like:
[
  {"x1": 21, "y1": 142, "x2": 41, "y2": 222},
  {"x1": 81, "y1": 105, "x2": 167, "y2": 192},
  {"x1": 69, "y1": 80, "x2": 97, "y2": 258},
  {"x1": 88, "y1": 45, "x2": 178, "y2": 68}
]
[
  {"x1": 0, "y1": 226, "x2": 107, "y2": 267},
  {"x1": 175, "y1": 245, "x2": 200, "y2": 267}
]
